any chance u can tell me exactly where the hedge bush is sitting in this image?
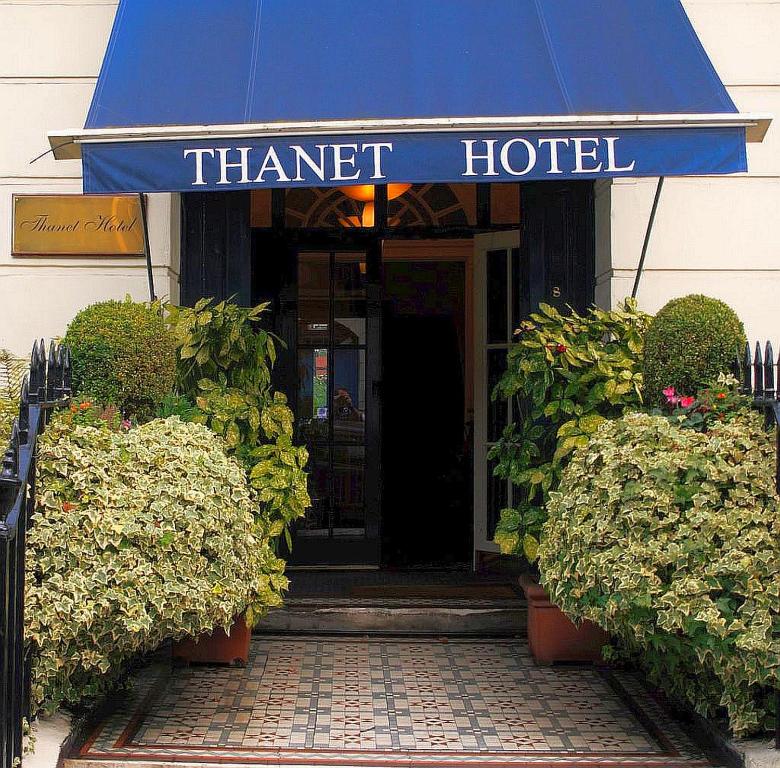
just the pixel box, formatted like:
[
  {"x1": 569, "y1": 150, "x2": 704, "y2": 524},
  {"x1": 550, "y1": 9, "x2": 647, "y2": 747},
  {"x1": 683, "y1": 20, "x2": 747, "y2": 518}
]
[
  {"x1": 64, "y1": 298, "x2": 176, "y2": 420},
  {"x1": 643, "y1": 295, "x2": 745, "y2": 405},
  {"x1": 27, "y1": 416, "x2": 288, "y2": 713},
  {"x1": 540, "y1": 411, "x2": 780, "y2": 736}
]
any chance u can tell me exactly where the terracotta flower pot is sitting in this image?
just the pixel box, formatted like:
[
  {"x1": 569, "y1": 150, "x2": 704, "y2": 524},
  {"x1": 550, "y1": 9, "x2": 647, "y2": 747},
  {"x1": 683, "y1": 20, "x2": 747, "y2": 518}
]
[
  {"x1": 519, "y1": 573, "x2": 608, "y2": 665},
  {"x1": 171, "y1": 614, "x2": 250, "y2": 666}
]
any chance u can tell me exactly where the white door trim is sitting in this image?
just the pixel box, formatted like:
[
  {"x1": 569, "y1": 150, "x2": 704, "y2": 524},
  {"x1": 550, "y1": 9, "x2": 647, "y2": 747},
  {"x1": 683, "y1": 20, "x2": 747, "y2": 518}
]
[{"x1": 473, "y1": 230, "x2": 521, "y2": 566}]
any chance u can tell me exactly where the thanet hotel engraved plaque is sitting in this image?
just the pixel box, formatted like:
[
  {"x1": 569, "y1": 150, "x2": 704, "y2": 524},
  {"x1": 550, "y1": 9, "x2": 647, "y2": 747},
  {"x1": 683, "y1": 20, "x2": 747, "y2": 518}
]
[{"x1": 13, "y1": 194, "x2": 144, "y2": 256}]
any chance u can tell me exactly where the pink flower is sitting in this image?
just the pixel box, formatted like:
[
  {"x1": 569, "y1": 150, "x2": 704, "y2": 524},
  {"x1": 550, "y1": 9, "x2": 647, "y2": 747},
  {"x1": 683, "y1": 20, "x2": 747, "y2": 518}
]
[
  {"x1": 679, "y1": 396, "x2": 695, "y2": 408},
  {"x1": 121, "y1": 419, "x2": 132, "y2": 430},
  {"x1": 662, "y1": 386, "x2": 680, "y2": 405}
]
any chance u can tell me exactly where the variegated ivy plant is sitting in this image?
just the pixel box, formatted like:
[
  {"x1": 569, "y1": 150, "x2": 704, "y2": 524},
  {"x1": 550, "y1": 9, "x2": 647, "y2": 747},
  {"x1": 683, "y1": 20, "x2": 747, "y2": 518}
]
[
  {"x1": 540, "y1": 411, "x2": 780, "y2": 736},
  {"x1": 27, "y1": 416, "x2": 288, "y2": 713},
  {"x1": 491, "y1": 300, "x2": 651, "y2": 562},
  {"x1": 0, "y1": 348, "x2": 26, "y2": 443},
  {"x1": 166, "y1": 298, "x2": 310, "y2": 549}
]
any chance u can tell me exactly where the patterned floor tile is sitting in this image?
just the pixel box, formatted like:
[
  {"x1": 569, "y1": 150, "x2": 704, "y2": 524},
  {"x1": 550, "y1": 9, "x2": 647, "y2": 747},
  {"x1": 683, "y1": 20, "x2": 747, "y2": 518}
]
[{"x1": 75, "y1": 636, "x2": 719, "y2": 767}]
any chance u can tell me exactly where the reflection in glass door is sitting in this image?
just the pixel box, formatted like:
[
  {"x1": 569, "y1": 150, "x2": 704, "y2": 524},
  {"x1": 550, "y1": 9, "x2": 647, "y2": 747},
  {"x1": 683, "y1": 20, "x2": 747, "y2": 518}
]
[{"x1": 293, "y1": 251, "x2": 378, "y2": 564}]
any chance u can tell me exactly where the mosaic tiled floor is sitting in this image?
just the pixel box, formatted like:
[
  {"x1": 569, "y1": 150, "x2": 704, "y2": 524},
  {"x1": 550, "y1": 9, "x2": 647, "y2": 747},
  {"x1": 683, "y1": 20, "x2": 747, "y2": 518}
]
[{"x1": 75, "y1": 637, "x2": 718, "y2": 767}]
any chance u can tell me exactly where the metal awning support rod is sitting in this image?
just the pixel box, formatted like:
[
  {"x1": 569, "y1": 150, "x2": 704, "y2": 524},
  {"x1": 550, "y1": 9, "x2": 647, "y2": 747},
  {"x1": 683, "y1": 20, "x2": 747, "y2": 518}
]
[
  {"x1": 139, "y1": 193, "x2": 156, "y2": 302},
  {"x1": 631, "y1": 176, "x2": 665, "y2": 300}
]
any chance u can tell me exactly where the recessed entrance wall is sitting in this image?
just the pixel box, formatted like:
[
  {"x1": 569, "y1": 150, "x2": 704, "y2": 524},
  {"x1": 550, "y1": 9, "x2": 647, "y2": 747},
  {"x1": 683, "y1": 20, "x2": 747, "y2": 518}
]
[{"x1": 179, "y1": 182, "x2": 595, "y2": 569}]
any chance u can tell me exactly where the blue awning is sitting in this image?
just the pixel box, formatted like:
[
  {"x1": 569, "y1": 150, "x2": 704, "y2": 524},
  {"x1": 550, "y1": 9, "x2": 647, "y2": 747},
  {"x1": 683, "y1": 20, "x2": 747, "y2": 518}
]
[{"x1": 51, "y1": 0, "x2": 769, "y2": 192}]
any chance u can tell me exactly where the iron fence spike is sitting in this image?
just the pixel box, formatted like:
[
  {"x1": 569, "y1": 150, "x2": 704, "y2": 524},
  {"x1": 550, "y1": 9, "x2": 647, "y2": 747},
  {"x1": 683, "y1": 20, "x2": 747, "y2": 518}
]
[{"x1": 754, "y1": 341, "x2": 765, "y2": 399}]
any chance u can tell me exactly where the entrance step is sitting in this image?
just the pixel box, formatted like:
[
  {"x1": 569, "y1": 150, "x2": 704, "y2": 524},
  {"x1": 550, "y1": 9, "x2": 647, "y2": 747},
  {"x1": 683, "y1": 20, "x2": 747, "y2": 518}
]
[
  {"x1": 256, "y1": 570, "x2": 527, "y2": 636},
  {"x1": 255, "y1": 596, "x2": 527, "y2": 636}
]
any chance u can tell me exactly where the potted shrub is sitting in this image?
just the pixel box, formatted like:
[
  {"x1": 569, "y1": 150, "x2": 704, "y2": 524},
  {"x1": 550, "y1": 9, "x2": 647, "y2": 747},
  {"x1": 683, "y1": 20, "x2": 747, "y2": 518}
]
[
  {"x1": 488, "y1": 301, "x2": 648, "y2": 662},
  {"x1": 540, "y1": 409, "x2": 779, "y2": 738},
  {"x1": 519, "y1": 572, "x2": 608, "y2": 665},
  {"x1": 27, "y1": 414, "x2": 287, "y2": 711}
]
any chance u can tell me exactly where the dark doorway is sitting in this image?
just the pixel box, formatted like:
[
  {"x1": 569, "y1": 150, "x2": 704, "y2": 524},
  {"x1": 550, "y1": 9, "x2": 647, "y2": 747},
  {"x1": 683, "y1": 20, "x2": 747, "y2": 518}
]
[{"x1": 382, "y1": 260, "x2": 471, "y2": 567}]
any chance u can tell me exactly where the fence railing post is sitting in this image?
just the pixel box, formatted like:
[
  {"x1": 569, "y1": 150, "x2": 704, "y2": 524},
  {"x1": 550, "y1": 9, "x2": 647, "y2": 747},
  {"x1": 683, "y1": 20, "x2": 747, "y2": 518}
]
[
  {"x1": 736, "y1": 340, "x2": 780, "y2": 750},
  {"x1": 0, "y1": 341, "x2": 70, "y2": 768}
]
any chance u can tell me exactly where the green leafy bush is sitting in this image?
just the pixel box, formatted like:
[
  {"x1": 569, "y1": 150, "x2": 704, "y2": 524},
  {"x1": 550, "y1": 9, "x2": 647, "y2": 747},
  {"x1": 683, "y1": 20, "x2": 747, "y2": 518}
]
[
  {"x1": 643, "y1": 295, "x2": 746, "y2": 405},
  {"x1": 491, "y1": 300, "x2": 650, "y2": 561},
  {"x1": 64, "y1": 298, "x2": 176, "y2": 420},
  {"x1": 167, "y1": 299, "x2": 310, "y2": 547},
  {"x1": 0, "y1": 349, "x2": 26, "y2": 443},
  {"x1": 540, "y1": 411, "x2": 780, "y2": 736},
  {"x1": 0, "y1": 397, "x2": 16, "y2": 445},
  {"x1": 27, "y1": 416, "x2": 288, "y2": 713}
]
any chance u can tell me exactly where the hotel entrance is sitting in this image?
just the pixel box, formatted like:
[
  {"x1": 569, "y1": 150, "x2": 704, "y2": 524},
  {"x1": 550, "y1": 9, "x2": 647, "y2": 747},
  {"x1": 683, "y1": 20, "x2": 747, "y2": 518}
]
[{"x1": 180, "y1": 181, "x2": 595, "y2": 569}]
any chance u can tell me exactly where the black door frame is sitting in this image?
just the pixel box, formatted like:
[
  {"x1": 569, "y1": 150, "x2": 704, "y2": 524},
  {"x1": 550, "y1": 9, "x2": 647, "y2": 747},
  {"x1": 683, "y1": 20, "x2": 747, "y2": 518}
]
[{"x1": 282, "y1": 230, "x2": 383, "y2": 566}]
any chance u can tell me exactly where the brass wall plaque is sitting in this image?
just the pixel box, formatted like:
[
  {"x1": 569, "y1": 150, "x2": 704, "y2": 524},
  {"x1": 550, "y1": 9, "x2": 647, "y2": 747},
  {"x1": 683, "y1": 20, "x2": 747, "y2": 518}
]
[{"x1": 12, "y1": 194, "x2": 144, "y2": 256}]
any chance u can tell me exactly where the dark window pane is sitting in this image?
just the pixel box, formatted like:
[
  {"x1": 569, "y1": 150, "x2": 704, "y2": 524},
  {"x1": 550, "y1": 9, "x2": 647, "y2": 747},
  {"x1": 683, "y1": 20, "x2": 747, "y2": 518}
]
[
  {"x1": 333, "y1": 349, "x2": 366, "y2": 444},
  {"x1": 332, "y1": 446, "x2": 365, "y2": 534},
  {"x1": 334, "y1": 253, "x2": 367, "y2": 297},
  {"x1": 511, "y1": 247, "x2": 529, "y2": 331},
  {"x1": 298, "y1": 252, "x2": 329, "y2": 297},
  {"x1": 298, "y1": 444, "x2": 330, "y2": 535},
  {"x1": 297, "y1": 349, "x2": 329, "y2": 443},
  {"x1": 487, "y1": 350, "x2": 508, "y2": 443},
  {"x1": 298, "y1": 301, "x2": 329, "y2": 346},
  {"x1": 490, "y1": 183, "x2": 521, "y2": 226},
  {"x1": 334, "y1": 300, "x2": 366, "y2": 345},
  {"x1": 487, "y1": 248, "x2": 508, "y2": 343},
  {"x1": 487, "y1": 458, "x2": 508, "y2": 540}
]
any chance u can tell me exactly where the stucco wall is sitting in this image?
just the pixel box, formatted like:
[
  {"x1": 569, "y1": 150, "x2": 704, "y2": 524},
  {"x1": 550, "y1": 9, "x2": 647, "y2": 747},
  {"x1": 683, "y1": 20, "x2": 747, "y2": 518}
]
[
  {"x1": 597, "y1": 0, "x2": 780, "y2": 343},
  {"x1": 0, "y1": 0, "x2": 777, "y2": 354},
  {"x1": 0, "y1": 0, "x2": 178, "y2": 355}
]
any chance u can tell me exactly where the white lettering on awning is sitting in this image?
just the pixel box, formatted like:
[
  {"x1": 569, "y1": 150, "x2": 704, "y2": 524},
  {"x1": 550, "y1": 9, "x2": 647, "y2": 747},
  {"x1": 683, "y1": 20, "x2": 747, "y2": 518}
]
[
  {"x1": 184, "y1": 142, "x2": 397, "y2": 187},
  {"x1": 460, "y1": 136, "x2": 635, "y2": 178}
]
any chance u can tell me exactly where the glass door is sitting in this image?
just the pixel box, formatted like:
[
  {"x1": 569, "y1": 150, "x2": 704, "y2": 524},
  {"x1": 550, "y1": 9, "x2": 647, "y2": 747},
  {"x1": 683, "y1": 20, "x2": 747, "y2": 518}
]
[
  {"x1": 473, "y1": 231, "x2": 522, "y2": 561},
  {"x1": 291, "y1": 249, "x2": 381, "y2": 566}
]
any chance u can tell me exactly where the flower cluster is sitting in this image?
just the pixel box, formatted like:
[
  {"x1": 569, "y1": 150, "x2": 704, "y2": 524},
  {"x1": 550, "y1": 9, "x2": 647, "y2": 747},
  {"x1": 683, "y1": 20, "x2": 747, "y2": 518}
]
[
  {"x1": 662, "y1": 387, "x2": 695, "y2": 409},
  {"x1": 63, "y1": 399, "x2": 132, "y2": 432},
  {"x1": 655, "y1": 374, "x2": 747, "y2": 432}
]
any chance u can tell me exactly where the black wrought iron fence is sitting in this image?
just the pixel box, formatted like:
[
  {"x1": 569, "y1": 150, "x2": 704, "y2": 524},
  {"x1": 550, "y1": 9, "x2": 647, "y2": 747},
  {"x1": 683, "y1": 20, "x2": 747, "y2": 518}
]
[
  {"x1": 736, "y1": 341, "x2": 780, "y2": 750},
  {"x1": 0, "y1": 341, "x2": 70, "y2": 768}
]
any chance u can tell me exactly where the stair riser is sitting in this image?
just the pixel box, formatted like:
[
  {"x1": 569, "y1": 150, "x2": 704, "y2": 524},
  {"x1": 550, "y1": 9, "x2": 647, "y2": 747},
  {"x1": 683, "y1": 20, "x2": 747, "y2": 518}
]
[{"x1": 255, "y1": 607, "x2": 527, "y2": 636}]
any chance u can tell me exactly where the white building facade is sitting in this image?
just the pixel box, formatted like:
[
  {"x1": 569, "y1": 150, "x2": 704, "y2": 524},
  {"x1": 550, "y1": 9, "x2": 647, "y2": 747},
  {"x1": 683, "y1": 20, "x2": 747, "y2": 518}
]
[{"x1": 1, "y1": 1, "x2": 777, "y2": 354}]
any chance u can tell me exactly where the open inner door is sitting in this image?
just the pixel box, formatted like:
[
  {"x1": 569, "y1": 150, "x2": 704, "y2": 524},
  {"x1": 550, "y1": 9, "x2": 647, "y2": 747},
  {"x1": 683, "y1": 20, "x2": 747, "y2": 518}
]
[{"x1": 473, "y1": 230, "x2": 522, "y2": 563}]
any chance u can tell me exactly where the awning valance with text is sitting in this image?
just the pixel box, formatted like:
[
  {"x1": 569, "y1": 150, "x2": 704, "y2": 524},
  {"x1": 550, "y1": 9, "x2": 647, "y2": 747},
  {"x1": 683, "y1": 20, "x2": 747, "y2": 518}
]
[{"x1": 50, "y1": 0, "x2": 771, "y2": 192}]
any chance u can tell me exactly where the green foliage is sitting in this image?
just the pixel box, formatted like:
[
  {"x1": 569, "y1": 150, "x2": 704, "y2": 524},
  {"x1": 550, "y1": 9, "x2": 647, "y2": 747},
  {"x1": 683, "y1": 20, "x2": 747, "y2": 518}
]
[
  {"x1": 155, "y1": 393, "x2": 199, "y2": 422},
  {"x1": 0, "y1": 397, "x2": 16, "y2": 445},
  {"x1": 27, "y1": 416, "x2": 288, "y2": 713},
  {"x1": 63, "y1": 298, "x2": 176, "y2": 420},
  {"x1": 540, "y1": 411, "x2": 780, "y2": 736},
  {"x1": 0, "y1": 349, "x2": 27, "y2": 399},
  {"x1": 0, "y1": 349, "x2": 26, "y2": 443},
  {"x1": 643, "y1": 294, "x2": 746, "y2": 405},
  {"x1": 491, "y1": 300, "x2": 651, "y2": 562},
  {"x1": 167, "y1": 298, "x2": 275, "y2": 394},
  {"x1": 167, "y1": 298, "x2": 309, "y2": 548}
]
